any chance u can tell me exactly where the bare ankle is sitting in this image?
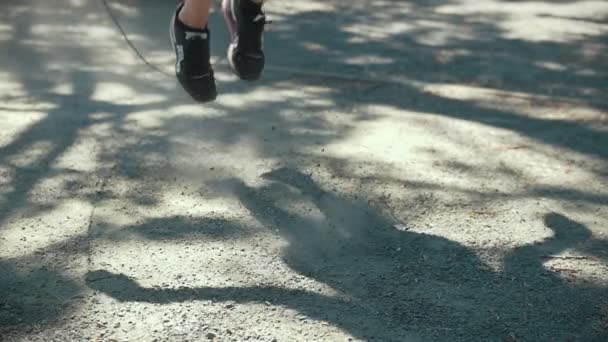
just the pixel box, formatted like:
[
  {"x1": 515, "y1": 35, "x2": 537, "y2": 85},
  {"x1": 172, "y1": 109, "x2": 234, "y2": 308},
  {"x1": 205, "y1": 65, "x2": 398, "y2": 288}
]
[{"x1": 178, "y1": 1, "x2": 210, "y2": 29}]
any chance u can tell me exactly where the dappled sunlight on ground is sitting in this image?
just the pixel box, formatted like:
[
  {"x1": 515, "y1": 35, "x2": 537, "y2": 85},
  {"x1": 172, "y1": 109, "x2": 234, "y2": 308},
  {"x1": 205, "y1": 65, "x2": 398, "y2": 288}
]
[
  {"x1": 436, "y1": 0, "x2": 608, "y2": 42},
  {"x1": 0, "y1": 0, "x2": 607, "y2": 341}
]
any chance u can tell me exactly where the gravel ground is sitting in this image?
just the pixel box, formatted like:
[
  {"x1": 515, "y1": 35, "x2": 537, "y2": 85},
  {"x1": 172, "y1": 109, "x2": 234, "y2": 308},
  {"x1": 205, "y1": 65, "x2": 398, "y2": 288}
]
[{"x1": 1, "y1": 0, "x2": 607, "y2": 341}]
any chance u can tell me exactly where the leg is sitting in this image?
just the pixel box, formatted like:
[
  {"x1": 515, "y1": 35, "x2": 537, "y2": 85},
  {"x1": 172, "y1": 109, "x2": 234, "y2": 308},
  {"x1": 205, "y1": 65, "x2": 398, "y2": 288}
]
[
  {"x1": 222, "y1": 0, "x2": 268, "y2": 81},
  {"x1": 179, "y1": 0, "x2": 212, "y2": 29},
  {"x1": 170, "y1": 1, "x2": 217, "y2": 102}
]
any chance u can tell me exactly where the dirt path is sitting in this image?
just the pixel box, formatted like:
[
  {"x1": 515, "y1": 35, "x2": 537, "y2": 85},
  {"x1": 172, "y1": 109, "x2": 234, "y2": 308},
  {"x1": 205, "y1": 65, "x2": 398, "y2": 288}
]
[{"x1": 1, "y1": 0, "x2": 607, "y2": 341}]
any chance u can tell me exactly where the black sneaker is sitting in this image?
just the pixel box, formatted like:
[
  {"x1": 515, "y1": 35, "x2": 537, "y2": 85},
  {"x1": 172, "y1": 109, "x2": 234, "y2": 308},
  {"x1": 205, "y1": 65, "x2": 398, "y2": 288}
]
[
  {"x1": 222, "y1": 0, "x2": 268, "y2": 81},
  {"x1": 170, "y1": 3, "x2": 217, "y2": 102}
]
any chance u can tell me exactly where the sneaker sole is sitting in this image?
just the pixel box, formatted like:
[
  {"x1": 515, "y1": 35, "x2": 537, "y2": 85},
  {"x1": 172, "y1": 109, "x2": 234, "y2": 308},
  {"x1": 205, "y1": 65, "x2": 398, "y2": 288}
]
[{"x1": 227, "y1": 43, "x2": 262, "y2": 81}]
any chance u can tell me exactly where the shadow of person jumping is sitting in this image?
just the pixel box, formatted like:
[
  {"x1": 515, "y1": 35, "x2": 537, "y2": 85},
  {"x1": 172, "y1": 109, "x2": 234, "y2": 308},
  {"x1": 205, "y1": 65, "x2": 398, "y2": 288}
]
[{"x1": 87, "y1": 168, "x2": 608, "y2": 341}]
